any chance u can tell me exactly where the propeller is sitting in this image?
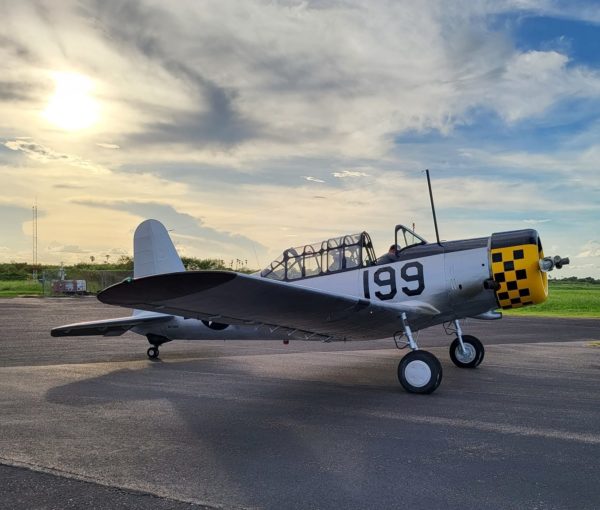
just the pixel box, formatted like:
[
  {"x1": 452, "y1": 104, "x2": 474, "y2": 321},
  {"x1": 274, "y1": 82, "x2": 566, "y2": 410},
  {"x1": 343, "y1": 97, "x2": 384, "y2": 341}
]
[{"x1": 539, "y1": 255, "x2": 570, "y2": 272}]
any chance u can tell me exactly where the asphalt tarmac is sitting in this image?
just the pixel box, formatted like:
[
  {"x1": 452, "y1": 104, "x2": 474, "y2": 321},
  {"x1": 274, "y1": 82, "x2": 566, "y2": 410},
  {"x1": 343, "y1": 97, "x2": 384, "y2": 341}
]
[{"x1": 1, "y1": 297, "x2": 599, "y2": 509}]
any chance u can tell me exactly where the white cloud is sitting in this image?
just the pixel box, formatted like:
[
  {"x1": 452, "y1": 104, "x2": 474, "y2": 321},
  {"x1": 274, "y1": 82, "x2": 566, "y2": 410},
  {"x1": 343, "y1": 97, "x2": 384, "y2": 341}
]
[
  {"x1": 303, "y1": 176, "x2": 325, "y2": 183},
  {"x1": 96, "y1": 142, "x2": 120, "y2": 149},
  {"x1": 577, "y1": 241, "x2": 600, "y2": 258},
  {"x1": 332, "y1": 170, "x2": 370, "y2": 178},
  {"x1": 523, "y1": 219, "x2": 551, "y2": 225}
]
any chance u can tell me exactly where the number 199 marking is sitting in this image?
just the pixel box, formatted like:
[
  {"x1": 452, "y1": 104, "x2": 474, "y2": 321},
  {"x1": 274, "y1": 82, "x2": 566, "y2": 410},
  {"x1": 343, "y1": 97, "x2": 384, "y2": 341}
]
[{"x1": 363, "y1": 262, "x2": 424, "y2": 300}]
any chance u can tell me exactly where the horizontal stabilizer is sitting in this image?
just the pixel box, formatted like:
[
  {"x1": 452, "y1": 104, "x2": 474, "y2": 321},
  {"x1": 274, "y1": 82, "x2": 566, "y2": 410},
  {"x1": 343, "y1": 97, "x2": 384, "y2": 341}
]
[
  {"x1": 51, "y1": 314, "x2": 173, "y2": 337},
  {"x1": 98, "y1": 271, "x2": 440, "y2": 341}
]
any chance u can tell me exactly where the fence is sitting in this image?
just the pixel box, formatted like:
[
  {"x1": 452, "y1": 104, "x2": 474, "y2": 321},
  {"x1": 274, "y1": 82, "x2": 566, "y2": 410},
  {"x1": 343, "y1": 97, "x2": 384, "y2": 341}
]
[{"x1": 38, "y1": 269, "x2": 133, "y2": 295}]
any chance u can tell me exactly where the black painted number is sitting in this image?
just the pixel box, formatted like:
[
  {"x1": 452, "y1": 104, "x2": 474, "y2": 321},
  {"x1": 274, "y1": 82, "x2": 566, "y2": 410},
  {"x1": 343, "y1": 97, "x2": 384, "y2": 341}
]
[
  {"x1": 401, "y1": 262, "x2": 424, "y2": 296},
  {"x1": 374, "y1": 267, "x2": 397, "y2": 300},
  {"x1": 363, "y1": 262, "x2": 425, "y2": 300}
]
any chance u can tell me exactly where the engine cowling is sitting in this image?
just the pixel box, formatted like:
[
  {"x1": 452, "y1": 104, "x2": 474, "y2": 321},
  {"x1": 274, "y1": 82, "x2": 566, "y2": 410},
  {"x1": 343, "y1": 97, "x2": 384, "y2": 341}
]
[{"x1": 489, "y1": 230, "x2": 548, "y2": 310}]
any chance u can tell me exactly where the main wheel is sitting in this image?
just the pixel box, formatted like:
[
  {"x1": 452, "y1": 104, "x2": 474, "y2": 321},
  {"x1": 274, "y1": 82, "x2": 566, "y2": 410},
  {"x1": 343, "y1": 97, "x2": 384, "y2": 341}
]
[
  {"x1": 449, "y1": 335, "x2": 484, "y2": 368},
  {"x1": 147, "y1": 346, "x2": 160, "y2": 359},
  {"x1": 398, "y1": 350, "x2": 443, "y2": 394}
]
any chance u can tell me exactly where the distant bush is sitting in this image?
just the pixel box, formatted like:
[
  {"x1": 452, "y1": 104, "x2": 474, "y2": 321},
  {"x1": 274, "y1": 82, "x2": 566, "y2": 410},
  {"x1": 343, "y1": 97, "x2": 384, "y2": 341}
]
[
  {"x1": 0, "y1": 262, "x2": 37, "y2": 280},
  {"x1": 552, "y1": 276, "x2": 599, "y2": 284}
]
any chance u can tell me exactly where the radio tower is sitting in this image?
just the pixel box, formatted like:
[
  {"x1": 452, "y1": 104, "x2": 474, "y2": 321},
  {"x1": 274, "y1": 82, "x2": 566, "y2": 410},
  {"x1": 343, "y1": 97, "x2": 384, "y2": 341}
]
[{"x1": 32, "y1": 203, "x2": 38, "y2": 279}]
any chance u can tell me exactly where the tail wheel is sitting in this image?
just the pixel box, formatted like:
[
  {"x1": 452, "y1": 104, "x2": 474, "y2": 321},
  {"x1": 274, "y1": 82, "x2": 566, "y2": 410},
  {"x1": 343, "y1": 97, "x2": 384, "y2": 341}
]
[
  {"x1": 449, "y1": 335, "x2": 484, "y2": 368},
  {"x1": 398, "y1": 350, "x2": 443, "y2": 394},
  {"x1": 147, "y1": 346, "x2": 160, "y2": 359}
]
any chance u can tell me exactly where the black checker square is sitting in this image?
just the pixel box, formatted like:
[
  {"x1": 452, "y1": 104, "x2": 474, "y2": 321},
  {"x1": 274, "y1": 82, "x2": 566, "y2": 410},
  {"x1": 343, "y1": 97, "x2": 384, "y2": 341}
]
[
  {"x1": 519, "y1": 288, "x2": 531, "y2": 297},
  {"x1": 513, "y1": 249, "x2": 525, "y2": 260},
  {"x1": 498, "y1": 292, "x2": 509, "y2": 301},
  {"x1": 516, "y1": 269, "x2": 527, "y2": 280},
  {"x1": 492, "y1": 252, "x2": 503, "y2": 263},
  {"x1": 494, "y1": 272, "x2": 506, "y2": 283},
  {"x1": 510, "y1": 297, "x2": 522, "y2": 305},
  {"x1": 503, "y1": 261, "x2": 515, "y2": 271},
  {"x1": 507, "y1": 281, "x2": 518, "y2": 291}
]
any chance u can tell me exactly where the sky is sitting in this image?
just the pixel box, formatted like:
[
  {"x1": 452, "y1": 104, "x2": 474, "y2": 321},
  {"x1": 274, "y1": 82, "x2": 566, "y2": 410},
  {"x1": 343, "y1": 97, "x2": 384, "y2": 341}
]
[{"x1": 0, "y1": 0, "x2": 599, "y2": 277}]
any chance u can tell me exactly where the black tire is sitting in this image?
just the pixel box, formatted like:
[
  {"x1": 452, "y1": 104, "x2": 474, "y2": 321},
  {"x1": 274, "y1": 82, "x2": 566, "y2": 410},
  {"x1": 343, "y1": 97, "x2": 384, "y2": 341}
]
[
  {"x1": 147, "y1": 346, "x2": 159, "y2": 359},
  {"x1": 449, "y1": 335, "x2": 485, "y2": 368},
  {"x1": 398, "y1": 350, "x2": 443, "y2": 394}
]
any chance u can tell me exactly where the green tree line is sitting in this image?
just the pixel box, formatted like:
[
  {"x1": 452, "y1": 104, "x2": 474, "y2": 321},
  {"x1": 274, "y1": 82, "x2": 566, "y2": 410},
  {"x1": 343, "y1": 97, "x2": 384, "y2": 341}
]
[{"x1": 0, "y1": 256, "x2": 254, "y2": 280}]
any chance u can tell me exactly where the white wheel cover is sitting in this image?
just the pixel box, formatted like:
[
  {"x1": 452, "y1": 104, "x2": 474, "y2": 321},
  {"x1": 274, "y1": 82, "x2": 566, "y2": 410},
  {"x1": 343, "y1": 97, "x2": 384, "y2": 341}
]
[
  {"x1": 404, "y1": 360, "x2": 432, "y2": 388},
  {"x1": 455, "y1": 343, "x2": 476, "y2": 363}
]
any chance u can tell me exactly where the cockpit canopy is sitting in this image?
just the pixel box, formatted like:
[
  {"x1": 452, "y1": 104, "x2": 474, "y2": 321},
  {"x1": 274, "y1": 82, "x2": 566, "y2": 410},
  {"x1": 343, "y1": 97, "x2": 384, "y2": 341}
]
[
  {"x1": 261, "y1": 232, "x2": 377, "y2": 281},
  {"x1": 260, "y1": 225, "x2": 428, "y2": 282}
]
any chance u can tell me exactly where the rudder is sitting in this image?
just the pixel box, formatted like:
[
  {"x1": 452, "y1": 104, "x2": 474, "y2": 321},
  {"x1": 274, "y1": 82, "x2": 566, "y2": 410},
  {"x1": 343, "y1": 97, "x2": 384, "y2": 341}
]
[{"x1": 134, "y1": 219, "x2": 185, "y2": 278}]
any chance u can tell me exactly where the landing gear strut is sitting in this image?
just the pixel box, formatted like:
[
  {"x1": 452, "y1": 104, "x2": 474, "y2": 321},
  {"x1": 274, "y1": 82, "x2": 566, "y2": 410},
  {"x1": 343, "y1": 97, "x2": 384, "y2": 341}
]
[
  {"x1": 446, "y1": 320, "x2": 485, "y2": 368},
  {"x1": 146, "y1": 334, "x2": 171, "y2": 360},
  {"x1": 396, "y1": 313, "x2": 443, "y2": 394}
]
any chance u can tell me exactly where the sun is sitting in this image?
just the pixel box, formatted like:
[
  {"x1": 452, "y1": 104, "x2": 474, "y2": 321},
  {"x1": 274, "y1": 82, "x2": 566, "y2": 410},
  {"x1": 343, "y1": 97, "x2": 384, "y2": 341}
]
[{"x1": 43, "y1": 72, "x2": 100, "y2": 131}]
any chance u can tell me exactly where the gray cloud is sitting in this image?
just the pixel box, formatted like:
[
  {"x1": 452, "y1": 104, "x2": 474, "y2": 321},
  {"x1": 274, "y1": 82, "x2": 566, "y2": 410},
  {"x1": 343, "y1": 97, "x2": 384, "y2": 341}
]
[
  {"x1": 78, "y1": 0, "x2": 260, "y2": 146},
  {"x1": 52, "y1": 184, "x2": 87, "y2": 190},
  {"x1": 0, "y1": 35, "x2": 35, "y2": 62},
  {"x1": 71, "y1": 199, "x2": 267, "y2": 256},
  {"x1": 0, "y1": 81, "x2": 47, "y2": 102},
  {"x1": 3, "y1": 139, "x2": 103, "y2": 171}
]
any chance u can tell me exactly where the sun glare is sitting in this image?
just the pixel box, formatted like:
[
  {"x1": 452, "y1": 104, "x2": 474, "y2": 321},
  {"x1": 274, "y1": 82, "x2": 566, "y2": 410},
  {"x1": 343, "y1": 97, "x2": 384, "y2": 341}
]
[{"x1": 43, "y1": 72, "x2": 100, "y2": 131}]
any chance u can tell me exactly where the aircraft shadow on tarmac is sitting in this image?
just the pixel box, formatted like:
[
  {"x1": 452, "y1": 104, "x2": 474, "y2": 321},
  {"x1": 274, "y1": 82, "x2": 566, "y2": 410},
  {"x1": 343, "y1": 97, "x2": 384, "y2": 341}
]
[
  {"x1": 42, "y1": 345, "x2": 600, "y2": 510},
  {"x1": 44, "y1": 358, "x2": 423, "y2": 509}
]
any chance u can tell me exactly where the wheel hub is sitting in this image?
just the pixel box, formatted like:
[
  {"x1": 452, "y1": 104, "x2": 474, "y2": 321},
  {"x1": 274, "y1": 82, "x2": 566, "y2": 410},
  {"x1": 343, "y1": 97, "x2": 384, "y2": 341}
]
[
  {"x1": 404, "y1": 360, "x2": 432, "y2": 388},
  {"x1": 455, "y1": 343, "x2": 476, "y2": 363}
]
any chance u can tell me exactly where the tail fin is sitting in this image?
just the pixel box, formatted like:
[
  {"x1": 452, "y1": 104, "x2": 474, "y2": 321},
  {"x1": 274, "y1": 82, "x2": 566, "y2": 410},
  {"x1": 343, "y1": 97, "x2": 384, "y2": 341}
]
[{"x1": 134, "y1": 219, "x2": 185, "y2": 278}]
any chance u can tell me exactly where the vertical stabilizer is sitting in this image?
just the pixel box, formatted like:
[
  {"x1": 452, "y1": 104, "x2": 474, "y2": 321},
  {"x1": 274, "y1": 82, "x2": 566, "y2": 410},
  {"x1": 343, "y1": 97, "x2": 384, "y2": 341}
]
[{"x1": 134, "y1": 219, "x2": 185, "y2": 278}]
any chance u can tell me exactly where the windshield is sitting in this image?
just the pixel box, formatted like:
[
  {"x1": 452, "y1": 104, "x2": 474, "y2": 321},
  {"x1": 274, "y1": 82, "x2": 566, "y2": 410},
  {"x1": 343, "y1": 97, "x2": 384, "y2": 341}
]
[{"x1": 394, "y1": 225, "x2": 427, "y2": 251}]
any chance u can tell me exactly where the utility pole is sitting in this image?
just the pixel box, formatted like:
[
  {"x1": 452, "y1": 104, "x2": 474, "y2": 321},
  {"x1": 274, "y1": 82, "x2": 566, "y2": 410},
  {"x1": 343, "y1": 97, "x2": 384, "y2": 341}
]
[{"x1": 32, "y1": 203, "x2": 38, "y2": 279}]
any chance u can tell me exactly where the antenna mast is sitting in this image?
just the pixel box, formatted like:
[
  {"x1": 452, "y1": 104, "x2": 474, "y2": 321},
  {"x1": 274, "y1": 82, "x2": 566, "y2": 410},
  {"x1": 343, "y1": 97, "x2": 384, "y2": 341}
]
[{"x1": 425, "y1": 169, "x2": 442, "y2": 246}]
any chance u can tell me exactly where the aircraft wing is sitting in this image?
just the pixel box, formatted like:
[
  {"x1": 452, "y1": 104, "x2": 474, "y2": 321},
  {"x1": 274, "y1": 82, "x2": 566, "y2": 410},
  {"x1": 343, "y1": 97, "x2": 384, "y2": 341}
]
[
  {"x1": 51, "y1": 314, "x2": 173, "y2": 337},
  {"x1": 98, "y1": 271, "x2": 440, "y2": 341}
]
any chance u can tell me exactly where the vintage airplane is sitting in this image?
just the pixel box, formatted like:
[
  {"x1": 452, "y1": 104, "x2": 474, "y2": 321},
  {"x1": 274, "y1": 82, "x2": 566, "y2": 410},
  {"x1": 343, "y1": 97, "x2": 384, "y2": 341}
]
[{"x1": 52, "y1": 217, "x2": 569, "y2": 394}]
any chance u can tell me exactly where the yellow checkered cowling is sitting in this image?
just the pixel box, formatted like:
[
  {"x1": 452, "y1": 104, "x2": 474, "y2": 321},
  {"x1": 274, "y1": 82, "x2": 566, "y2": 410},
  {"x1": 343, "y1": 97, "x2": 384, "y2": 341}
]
[{"x1": 491, "y1": 243, "x2": 548, "y2": 309}]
